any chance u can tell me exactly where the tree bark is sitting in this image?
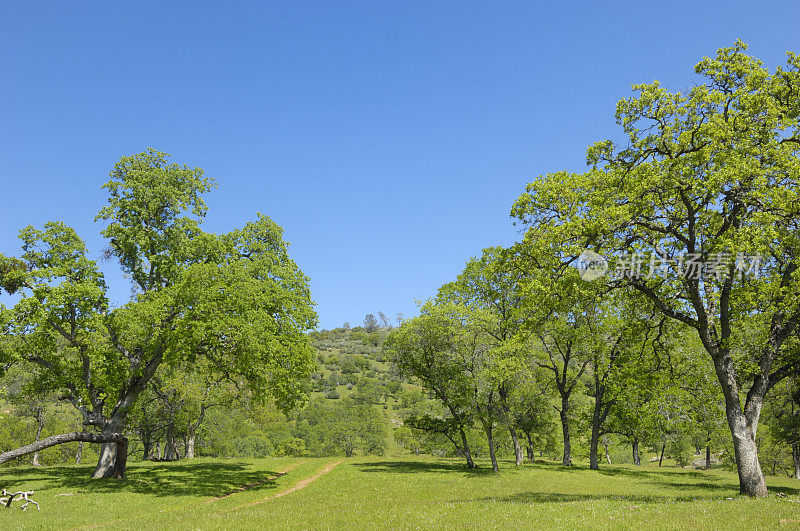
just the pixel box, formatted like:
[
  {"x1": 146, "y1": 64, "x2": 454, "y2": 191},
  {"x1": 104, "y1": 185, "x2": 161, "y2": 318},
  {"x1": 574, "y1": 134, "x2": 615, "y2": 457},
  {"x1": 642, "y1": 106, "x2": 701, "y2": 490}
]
[
  {"x1": 185, "y1": 432, "x2": 196, "y2": 459},
  {"x1": 459, "y1": 427, "x2": 476, "y2": 469},
  {"x1": 485, "y1": 425, "x2": 499, "y2": 473},
  {"x1": 726, "y1": 415, "x2": 766, "y2": 496},
  {"x1": 163, "y1": 422, "x2": 180, "y2": 461},
  {"x1": 509, "y1": 426, "x2": 523, "y2": 467},
  {"x1": 632, "y1": 439, "x2": 641, "y2": 466},
  {"x1": 75, "y1": 441, "x2": 83, "y2": 465},
  {"x1": 659, "y1": 443, "x2": 665, "y2": 467},
  {"x1": 31, "y1": 409, "x2": 45, "y2": 467},
  {"x1": 589, "y1": 396, "x2": 602, "y2": 470},
  {"x1": 1, "y1": 432, "x2": 128, "y2": 478},
  {"x1": 560, "y1": 397, "x2": 571, "y2": 466},
  {"x1": 526, "y1": 432, "x2": 535, "y2": 463},
  {"x1": 793, "y1": 443, "x2": 800, "y2": 480},
  {"x1": 499, "y1": 386, "x2": 523, "y2": 467},
  {"x1": 94, "y1": 441, "x2": 117, "y2": 478},
  {"x1": 92, "y1": 417, "x2": 127, "y2": 478},
  {"x1": 705, "y1": 443, "x2": 712, "y2": 470},
  {"x1": 713, "y1": 352, "x2": 768, "y2": 497},
  {"x1": 143, "y1": 439, "x2": 153, "y2": 461},
  {"x1": 589, "y1": 429, "x2": 599, "y2": 470},
  {"x1": 603, "y1": 435, "x2": 611, "y2": 465},
  {"x1": 184, "y1": 405, "x2": 208, "y2": 460}
]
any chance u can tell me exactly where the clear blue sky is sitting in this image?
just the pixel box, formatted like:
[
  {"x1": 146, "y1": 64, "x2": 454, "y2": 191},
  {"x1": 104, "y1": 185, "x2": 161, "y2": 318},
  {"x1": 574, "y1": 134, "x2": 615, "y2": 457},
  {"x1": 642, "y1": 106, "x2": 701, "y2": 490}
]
[{"x1": 2, "y1": 1, "x2": 799, "y2": 330}]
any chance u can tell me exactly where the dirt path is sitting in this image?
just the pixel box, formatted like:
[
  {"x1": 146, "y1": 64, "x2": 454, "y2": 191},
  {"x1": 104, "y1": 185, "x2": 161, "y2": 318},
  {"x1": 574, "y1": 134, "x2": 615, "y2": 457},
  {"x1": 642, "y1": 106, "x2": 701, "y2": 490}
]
[
  {"x1": 75, "y1": 460, "x2": 307, "y2": 530},
  {"x1": 229, "y1": 458, "x2": 344, "y2": 510},
  {"x1": 208, "y1": 459, "x2": 307, "y2": 502}
]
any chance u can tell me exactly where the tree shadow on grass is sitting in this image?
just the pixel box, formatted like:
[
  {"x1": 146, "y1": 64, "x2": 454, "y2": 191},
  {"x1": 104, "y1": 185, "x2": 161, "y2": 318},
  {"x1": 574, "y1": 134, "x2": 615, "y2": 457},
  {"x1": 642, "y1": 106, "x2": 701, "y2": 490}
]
[
  {"x1": 768, "y1": 484, "x2": 800, "y2": 496},
  {"x1": 482, "y1": 492, "x2": 705, "y2": 504},
  {"x1": 593, "y1": 466, "x2": 741, "y2": 495},
  {"x1": 583, "y1": 466, "x2": 800, "y2": 497},
  {"x1": 594, "y1": 466, "x2": 720, "y2": 481},
  {"x1": 0, "y1": 461, "x2": 285, "y2": 498},
  {"x1": 356, "y1": 460, "x2": 496, "y2": 477}
]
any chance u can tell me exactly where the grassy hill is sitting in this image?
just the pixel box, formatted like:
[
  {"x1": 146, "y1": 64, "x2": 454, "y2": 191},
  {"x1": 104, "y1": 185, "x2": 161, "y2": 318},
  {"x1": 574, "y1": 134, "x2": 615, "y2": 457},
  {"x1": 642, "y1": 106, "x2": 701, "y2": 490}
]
[{"x1": 307, "y1": 326, "x2": 430, "y2": 456}]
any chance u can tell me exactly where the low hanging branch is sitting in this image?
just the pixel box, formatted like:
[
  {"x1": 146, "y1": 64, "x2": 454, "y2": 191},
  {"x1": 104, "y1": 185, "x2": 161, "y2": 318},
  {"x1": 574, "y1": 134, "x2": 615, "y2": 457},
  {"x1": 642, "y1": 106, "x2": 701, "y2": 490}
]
[{"x1": 0, "y1": 432, "x2": 128, "y2": 479}]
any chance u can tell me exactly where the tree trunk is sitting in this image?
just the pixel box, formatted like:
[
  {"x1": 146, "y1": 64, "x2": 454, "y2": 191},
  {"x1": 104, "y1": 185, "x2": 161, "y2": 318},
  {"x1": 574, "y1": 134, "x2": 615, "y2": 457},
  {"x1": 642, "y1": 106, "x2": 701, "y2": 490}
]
[
  {"x1": 526, "y1": 432, "x2": 535, "y2": 463},
  {"x1": 793, "y1": 443, "x2": 800, "y2": 480},
  {"x1": 589, "y1": 389, "x2": 604, "y2": 470},
  {"x1": 498, "y1": 387, "x2": 523, "y2": 467},
  {"x1": 659, "y1": 443, "x2": 665, "y2": 467},
  {"x1": 459, "y1": 427, "x2": 476, "y2": 469},
  {"x1": 632, "y1": 439, "x2": 641, "y2": 466},
  {"x1": 185, "y1": 431, "x2": 196, "y2": 459},
  {"x1": 589, "y1": 427, "x2": 600, "y2": 470},
  {"x1": 92, "y1": 418, "x2": 127, "y2": 479},
  {"x1": 560, "y1": 398, "x2": 571, "y2": 466},
  {"x1": 2, "y1": 432, "x2": 128, "y2": 478},
  {"x1": 163, "y1": 422, "x2": 179, "y2": 461},
  {"x1": 714, "y1": 354, "x2": 767, "y2": 497},
  {"x1": 727, "y1": 414, "x2": 767, "y2": 496},
  {"x1": 93, "y1": 441, "x2": 117, "y2": 478},
  {"x1": 31, "y1": 410, "x2": 44, "y2": 467},
  {"x1": 75, "y1": 441, "x2": 83, "y2": 465},
  {"x1": 509, "y1": 426, "x2": 523, "y2": 467},
  {"x1": 603, "y1": 435, "x2": 611, "y2": 465},
  {"x1": 705, "y1": 443, "x2": 712, "y2": 470},
  {"x1": 143, "y1": 439, "x2": 153, "y2": 461},
  {"x1": 711, "y1": 347, "x2": 769, "y2": 497},
  {"x1": 485, "y1": 425, "x2": 499, "y2": 473},
  {"x1": 94, "y1": 442, "x2": 119, "y2": 477}
]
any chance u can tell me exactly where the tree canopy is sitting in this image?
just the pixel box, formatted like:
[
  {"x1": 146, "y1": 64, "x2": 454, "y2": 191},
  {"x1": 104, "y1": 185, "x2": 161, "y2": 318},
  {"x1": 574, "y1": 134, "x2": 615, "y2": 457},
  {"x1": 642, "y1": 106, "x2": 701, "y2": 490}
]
[{"x1": 0, "y1": 149, "x2": 317, "y2": 477}]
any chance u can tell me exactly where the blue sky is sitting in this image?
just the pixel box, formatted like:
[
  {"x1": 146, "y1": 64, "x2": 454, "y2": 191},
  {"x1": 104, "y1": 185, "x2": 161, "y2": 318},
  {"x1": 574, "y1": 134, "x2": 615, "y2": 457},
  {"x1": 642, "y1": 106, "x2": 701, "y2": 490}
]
[{"x1": 2, "y1": 1, "x2": 799, "y2": 330}]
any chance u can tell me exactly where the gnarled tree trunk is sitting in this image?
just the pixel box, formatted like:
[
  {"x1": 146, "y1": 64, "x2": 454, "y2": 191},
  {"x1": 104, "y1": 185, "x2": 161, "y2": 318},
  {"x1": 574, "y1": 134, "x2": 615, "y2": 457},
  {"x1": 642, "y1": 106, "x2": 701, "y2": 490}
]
[
  {"x1": 93, "y1": 440, "x2": 118, "y2": 478},
  {"x1": 92, "y1": 417, "x2": 127, "y2": 478},
  {"x1": 1, "y1": 432, "x2": 128, "y2": 478},
  {"x1": 726, "y1": 409, "x2": 766, "y2": 496},
  {"x1": 713, "y1": 351, "x2": 767, "y2": 497}
]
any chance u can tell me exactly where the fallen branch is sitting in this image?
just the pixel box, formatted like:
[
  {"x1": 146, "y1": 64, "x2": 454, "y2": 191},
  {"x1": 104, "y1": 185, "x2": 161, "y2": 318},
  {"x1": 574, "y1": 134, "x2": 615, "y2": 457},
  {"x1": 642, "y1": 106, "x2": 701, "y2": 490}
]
[
  {"x1": 0, "y1": 489, "x2": 39, "y2": 511},
  {"x1": 0, "y1": 432, "x2": 128, "y2": 478}
]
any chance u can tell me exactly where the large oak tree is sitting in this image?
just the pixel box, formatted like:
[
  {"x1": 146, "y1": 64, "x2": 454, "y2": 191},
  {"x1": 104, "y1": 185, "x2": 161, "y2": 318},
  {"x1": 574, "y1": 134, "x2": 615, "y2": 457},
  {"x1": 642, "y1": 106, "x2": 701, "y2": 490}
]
[
  {"x1": 512, "y1": 42, "x2": 800, "y2": 496},
  {"x1": 0, "y1": 149, "x2": 317, "y2": 478}
]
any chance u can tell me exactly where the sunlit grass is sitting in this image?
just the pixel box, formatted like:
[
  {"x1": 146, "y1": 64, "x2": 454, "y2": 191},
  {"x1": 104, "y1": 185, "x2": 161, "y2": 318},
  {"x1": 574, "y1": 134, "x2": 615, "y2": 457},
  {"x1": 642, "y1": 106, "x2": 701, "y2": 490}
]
[{"x1": 1, "y1": 456, "x2": 799, "y2": 529}]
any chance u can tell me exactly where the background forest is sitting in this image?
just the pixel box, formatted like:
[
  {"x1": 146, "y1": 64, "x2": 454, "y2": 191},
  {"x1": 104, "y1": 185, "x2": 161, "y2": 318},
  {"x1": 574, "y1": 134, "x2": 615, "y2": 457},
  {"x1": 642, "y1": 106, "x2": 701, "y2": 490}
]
[{"x1": 2, "y1": 314, "x2": 796, "y2": 479}]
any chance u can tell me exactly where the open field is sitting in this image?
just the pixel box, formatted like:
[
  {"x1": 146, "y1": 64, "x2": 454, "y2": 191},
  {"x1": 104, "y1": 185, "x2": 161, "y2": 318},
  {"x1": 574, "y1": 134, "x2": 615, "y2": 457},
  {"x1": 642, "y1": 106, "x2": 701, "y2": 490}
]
[{"x1": 1, "y1": 457, "x2": 799, "y2": 530}]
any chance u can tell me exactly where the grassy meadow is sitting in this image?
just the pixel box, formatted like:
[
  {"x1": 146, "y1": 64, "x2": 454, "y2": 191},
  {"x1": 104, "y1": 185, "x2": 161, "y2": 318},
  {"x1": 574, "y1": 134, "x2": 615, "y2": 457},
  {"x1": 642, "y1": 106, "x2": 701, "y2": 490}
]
[{"x1": 0, "y1": 456, "x2": 799, "y2": 530}]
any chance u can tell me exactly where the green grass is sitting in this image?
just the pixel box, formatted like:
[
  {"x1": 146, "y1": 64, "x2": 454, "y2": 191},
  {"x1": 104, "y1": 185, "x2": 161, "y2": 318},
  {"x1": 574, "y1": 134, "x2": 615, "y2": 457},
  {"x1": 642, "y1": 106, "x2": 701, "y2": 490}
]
[{"x1": 1, "y1": 456, "x2": 799, "y2": 529}]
